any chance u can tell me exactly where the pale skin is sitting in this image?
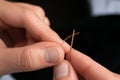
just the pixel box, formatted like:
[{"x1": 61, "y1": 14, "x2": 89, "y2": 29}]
[
  {"x1": 0, "y1": 0, "x2": 120, "y2": 80},
  {"x1": 0, "y1": 0, "x2": 69, "y2": 76}
]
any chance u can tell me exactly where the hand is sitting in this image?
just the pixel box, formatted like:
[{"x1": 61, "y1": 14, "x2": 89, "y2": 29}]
[
  {"x1": 53, "y1": 49, "x2": 120, "y2": 80},
  {"x1": 0, "y1": 1, "x2": 69, "y2": 76}
]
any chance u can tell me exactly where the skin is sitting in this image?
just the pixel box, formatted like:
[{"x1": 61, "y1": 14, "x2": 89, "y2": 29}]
[
  {"x1": 0, "y1": 0, "x2": 69, "y2": 76},
  {"x1": 53, "y1": 49, "x2": 120, "y2": 80},
  {"x1": 0, "y1": 1, "x2": 120, "y2": 80}
]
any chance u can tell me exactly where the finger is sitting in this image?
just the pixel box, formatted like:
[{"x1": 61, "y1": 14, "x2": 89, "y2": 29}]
[
  {"x1": 15, "y1": 2, "x2": 46, "y2": 20},
  {"x1": 15, "y1": 3, "x2": 50, "y2": 25},
  {"x1": 53, "y1": 60, "x2": 78, "y2": 80},
  {"x1": 0, "y1": 1, "x2": 69, "y2": 52},
  {"x1": 44, "y1": 17, "x2": 50, "y2": 26},
  {"x1": 113, "y1": 73, "x2": 120, "y2": 78},
  {"x1": 0, "y1": 42, "x2": 64, "y2": 76},
  {"x1": 0, "y1": 20, "x2": 9, "y2": 30},
  {"x1": 66, "y1": 49, "x2": 115, "y2": 80},
  {"x1": 0, "y1": 39, "x2": 6, "y2": 48}
]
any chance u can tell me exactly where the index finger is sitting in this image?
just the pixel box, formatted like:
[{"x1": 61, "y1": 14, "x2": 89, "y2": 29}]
[
  {"x1": 0, "y1": 1, "x2": 70, "y2": 52},
  {"x1": 0, "y1": 1, "x2": 55, "y2": 41},
  {"x1": 66, "y1": 49, "x2": 114, "y2": 80}
]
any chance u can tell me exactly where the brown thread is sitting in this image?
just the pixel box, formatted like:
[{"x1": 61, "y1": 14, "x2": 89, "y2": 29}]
[
  {"x1": 64, "y1": 32, "x2": 80, "y2": 41},
  {"x1": 64, "y1": 29, "x2": 80, "y2": 61}
]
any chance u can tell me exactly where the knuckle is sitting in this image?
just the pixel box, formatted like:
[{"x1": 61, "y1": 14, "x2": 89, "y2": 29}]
[
  {"x1": 23, "y1": 8, "x2": 35, "y2": 19},
  {"x1": 45, "y1": 17, "x2": 50, "y2": 25},
  {"x1": 20, "y1": 47, "x2": 34, "y2": 71},
  {"x1": 34, "y1": 6, "x2": 45, "y2": 16},
  {"x1": 22, "y1": 8, "x2": 36, "y2": 25}
]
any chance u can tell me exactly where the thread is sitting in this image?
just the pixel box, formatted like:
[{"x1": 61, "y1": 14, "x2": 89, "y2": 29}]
[{"x1": 64, "y1": 29, "x2": 80, "y2": 61}]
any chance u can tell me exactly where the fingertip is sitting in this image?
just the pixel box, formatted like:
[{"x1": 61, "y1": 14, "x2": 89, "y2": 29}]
[
  {"x1": 61, "y1": 41, "x2": 71, "y2": 54},
  {"x1": 53, "y1": 60, "x2": 78, "y2": 80},
  {"x1": 44, "y1": 45, "x2": 64, "y2": 64},
  {"x1": 54, "y1": 60, "x2": 69, "y2": 80}
]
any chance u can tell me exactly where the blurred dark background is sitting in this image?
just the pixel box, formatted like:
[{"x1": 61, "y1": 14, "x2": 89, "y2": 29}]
[
  {"x1": 9, "y1": 0, "x2": 90, "y2": 30},
  {"x1": 6, "y1": 0, "x2": 120, "y2": 80}
]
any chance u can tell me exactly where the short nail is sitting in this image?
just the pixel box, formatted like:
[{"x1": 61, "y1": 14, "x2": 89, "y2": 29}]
[
  {"x1": 45, "y1": 47, "x2": 62, "y2": 63},
  {"x1": 55, "y1": 62, "x2": 69, "y2": 79}
]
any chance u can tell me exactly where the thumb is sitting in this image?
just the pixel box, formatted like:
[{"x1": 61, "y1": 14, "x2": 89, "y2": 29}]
[{"x1": 0, "y1": 42, "x2": 64, "y2": 76}]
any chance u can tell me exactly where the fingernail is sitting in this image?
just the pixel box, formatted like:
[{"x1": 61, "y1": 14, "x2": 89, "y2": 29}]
[
  {"x1": 45, "y1": 47, "x2": 62, "y2": 63},
  {"x1": 55, "y1": 62, "x2": 69, "y2": 79}
]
